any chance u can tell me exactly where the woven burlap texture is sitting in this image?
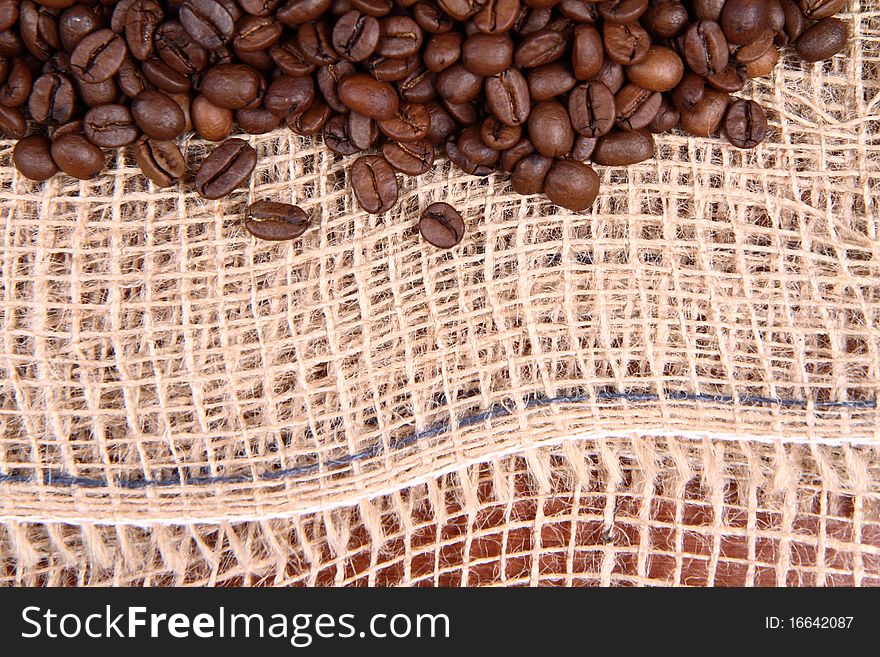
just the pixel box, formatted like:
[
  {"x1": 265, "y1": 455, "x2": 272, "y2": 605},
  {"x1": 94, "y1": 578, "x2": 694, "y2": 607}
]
[{"x1": 0, "y1": 3, "x2": 879, "y2": 583}]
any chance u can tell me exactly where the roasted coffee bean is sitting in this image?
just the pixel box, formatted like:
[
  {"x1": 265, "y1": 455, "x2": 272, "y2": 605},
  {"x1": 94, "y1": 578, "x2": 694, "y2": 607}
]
[
  {"x1": 571, "y1": 135, "x2": 597, "y2": 161},
  {"x1": 287, "y1": 96, "x2": 331, "y2": 134},
  {"x1": 626, "y1": 46, "x2": 684, "y2": 92},
  {"x1": 736, "y1": 29, "x2": 775, "y2": 64},
  {"x1": 425, "y1": 99, "x2": 457, "y2": 144},
  {"x1": 382, "y1": 139, "x2": 434, "y2": 175},
  {"x1": 544, "y1": 159, "x2": 599, "y2": 211},
  {"x1": 473, "y1": 0, "x2": 519, "y2": 35},
  {"x1": 572, "y1": 23, "x2": 603, "y2": 80},
  {"x1": 322, "y1": 113, "x2": 361, "y2": 154},
  {"x1": 13, "y1": 133, "x2": 58, "y2": 181},
  {"x1": 269, "y1": 37, "x2": 317, "y2": 76},
  {"x1": 480, "y1": 116, "x2": 521, "y2": 150},
  {"x1": 278, "y1": 0, "x2": 334, "y2": 26},
  {"x1": 642, "y1": 0, "x2": 690, "y2": 38},
  {"x1": 796, "y1": 18, "x2": 849, "y2": 62},
  {"x1": 647, "y1": 96, "x2": 680, "y2": 133},
  {"x1": 592, "y1": 129, "x2": 655, "y2": 166},
  {"x1": 679, "y1": 89, "x2": 729, "y2": 137},
  {"x1": 20, "y1": 0, "x2": 60, "y2": 62},
  {"x1": 615, "y1": 84, "x2": 662, "y2": 131},
  {"x1": 0, "y1": 103, "x2": 26, "y2": 137},
  {"x1": 237, "y1": 106, "x2": 282, "y2": 133},
  {"x1": 436, "y1": 63, "x2": 483, "y2": 103},
  {"x1": 317, "y1": 60, "x2": 356, "y2": 112},
  {"x1": 155, "y1": 20, "x2": 208, "y2": 74},
  {"x1": 706, "y1": 62, "x2": 747, "y2": 92},
  {"x1": 116, "y1": 57, "x2": 150, "y2": 98},
  {"x1": 366, "y1": 52, "x2": 420, "y2": 81},
  {"x1": 558, "y1": 0, "x2": 598, "y2": 23},
  {"x1": 511, "y1": 153, "x2": 552, "y2": 195},
  {"x1": 332, "y1": 10, "x2": 380, "y2": 62},
  {"x1": 693, "y1": 0, "x2": 725, "y2": 21},
  {"x1": 515, "y1": 29, "x2": 567, "y2": 68},
  {"x1": 594, "y1": 58, "x2": 625, "y2": 94},
  {"x1": 350, "y1": 154, "x2": 398, "y2": 213},
  {"x1": 683, "y1": 20, "x2": 728, "y2": 77},
  {"x1": 458, "y1": 125, "x2": 499, "y2": 165},
  {"x1": 485, "y1": 68, "x2": 530, "y2": 126},
  {"x1": 599, "y1": 0, "x2": 649, "y2": 25},
  {"x1": 192, "y1": 94, "x2": 233, "y2": 140},
  {"x1": 780, "y1": 0, "x2": 807, "y2": 44},
  {"x1": 244, "y1": 202, "x2": 311, "y2": 240},
  {"x1": 720, "y1": 0, "x2": 768, "y2": 45},
  {"x1": 338, "y1": 72, "x2": 399, "y2": 119},
  {"x1": 528, "y1": 62, "x2": 575, "y2": 102},
  {"x1": 500, "y1": 137, "x2": 535, "y2": 172},
  {"x1": 132, "y1": 89, "x2": 186, "y2": 139},
  {"x1": 441, "y1": 97, "x2": 477, "y2": 125},
  {"x1": 239, "y1": 0, "x2": 284, "y2": 15},
  {"x1": 297, "y1": 20, "x2": 339, "y2": 65},
  {"x1": 419, "y1": 202, "x2": 464, "y2": 248},
  {"x1": 0, "y1": 58, "x2": 33, "y2": 107},
  {"x1": 179, "y1": 0, "x2": 235, "y2": 49},
  {"x1": 437, "y1": 0, "x2": 480, "y2": 22},
  {"x1": 568, "y1": 81, "x2": 615, "y2": 138},
  {"x1": 603, "y1": 22, "x2": 651, "y2": 65},
  {"x1": 0, "y1": 29, "x2": 24, "y2": 58},
  {"x1": 125, "y1": 0, "x2": 163, "y2": 61},
  {"x1": 195, "y1": 137, "x2": 257, "y2": 199},
  {"x1": 133, "y1": 135, "x2": 184, "y2": 186},
  {"x1": 461, "y1": 33, "x2": 513, "y2": 77},
  {"x1": 529, "y1": 101, "x2": 574, "y2": 158},
  {"x1": 671, "y1": 72, "x2": 706, "y2": 112},
  {"x1": 84, "y1": 103, "x2": 140, "y2": 147},
  {"x1": 0, "y1": 0, "x2": 18, "y2": 33},
  {"x1": 724, "y1": 98, "x2": 768, "y2": 148},
  {"x1": 799, "y1": 0, "x2": 847, "y2": 20},
  {"x1": 414, "y1": 2, "x2": 454, "y2": 34},
  {"x1": 49, "y1": 117, "x2": 82, "y2": 139},
  {"x1": 51, "y1": 133, "x2": 105, "y2": 179},
  {"x1": 377, "y1": 16, "x2": 423, "y2": 58},
  {"x1": 235, "y1": 16, "x2": 283, "y2": 53},
  {"x1": 264, "y1": 74, "x2": 314, "y2": 116},
  {"x1": 744, "y1": 43, "x2": 779, "y2": 77},
  {"x1": 347, "y1": 110, "x2": 378, "y2": 149},
  {"x1": 424, "y1": 31, "x2": 462, "y2": 72},
  {"x1": 397, "y1": 67, "x2": 436, "y2": 103},
  {"x1": 201, "y1": 64, "x2": 264, "y2": 109},
  {"x1": 29, "y1": 73, "x2": 76, "y2": 124},
  {"x1": 142, "y1": 58, "x2": 190, "y2": 93},
  {"x1": 377, "y1": 102, "x2": 430, "y2": 142},
  {"x1": 71, "y1": 29, "x2": 126, "y2": 83}
]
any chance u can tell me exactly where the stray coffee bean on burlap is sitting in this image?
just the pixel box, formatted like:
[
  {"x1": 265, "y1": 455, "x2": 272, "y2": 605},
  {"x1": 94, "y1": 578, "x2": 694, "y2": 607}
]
[{"x1": 0, "y1": 0, "x2": 853, "y2": 247}]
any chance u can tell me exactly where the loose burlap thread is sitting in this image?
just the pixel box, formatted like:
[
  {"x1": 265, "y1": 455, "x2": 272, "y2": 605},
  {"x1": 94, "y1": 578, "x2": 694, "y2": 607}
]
[{"x1": 1, "y1": 4, "x2": 879, "y2": 585}]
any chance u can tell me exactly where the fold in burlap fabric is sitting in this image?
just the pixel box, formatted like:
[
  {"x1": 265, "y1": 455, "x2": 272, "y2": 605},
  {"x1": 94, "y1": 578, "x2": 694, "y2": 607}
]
[{"x1": 1, "y1": 5, "x2": 879, "y2": 585}]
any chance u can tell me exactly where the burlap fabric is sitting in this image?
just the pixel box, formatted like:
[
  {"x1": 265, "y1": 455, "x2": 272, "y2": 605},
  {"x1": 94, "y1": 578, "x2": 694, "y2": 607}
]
[{"x1": 1, "y1": 5, "x2": 879, "y2": 586}]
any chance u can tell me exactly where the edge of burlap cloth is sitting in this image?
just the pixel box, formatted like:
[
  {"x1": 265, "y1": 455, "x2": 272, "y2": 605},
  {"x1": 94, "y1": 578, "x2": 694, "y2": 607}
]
[{"x1": 0, "y1": 5, "x2": 878, "y2": 535}]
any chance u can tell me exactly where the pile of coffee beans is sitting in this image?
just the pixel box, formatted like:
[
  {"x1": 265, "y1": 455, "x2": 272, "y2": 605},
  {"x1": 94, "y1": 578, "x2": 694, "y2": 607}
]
[{"x1": 1, "y1": 1, "x2": 853, "y2": 249}]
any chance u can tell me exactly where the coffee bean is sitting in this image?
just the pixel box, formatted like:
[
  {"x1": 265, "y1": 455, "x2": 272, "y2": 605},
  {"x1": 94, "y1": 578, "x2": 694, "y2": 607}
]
[
  {"x1": 201, "y1": 64, "x2": 264, "y2": 109},
  {"x1": 278, "y1": 0, "x2": 333, "y2": 26},
  {"x1": 706, "y1": 62, "x2": 747, "y2": 93},
  {"x1": 155, "y1": 20, "x2": 208, "y2": 75},
  {"x1": 485, "y1": 68, "x2": 530, "y2": 127},
  {"x1": 572, "y1": 24, "x2": 604, "y2": 80},
  {"x1": 671, "y1": 71, "x2": 706, "y2": 112},
  {"x1": 780, "y1": 0, "x2": 807, "y2": 44},
  {"x1": 592, "y1": 129, "x2": 655, "y2": 166},
  {"x1": 568, "y1": 81, "x2": 615, "y2": 138},
  {"x1": 419, "y1": 202, "x2": 464, "y2": 248},
  {"x1": 297, "y1": 20, "x2": 339, "y2": 65},
  {"x1": 720, "y1": 0, "x2": 769, "y2": 45},
  {"x1": 424, "y1": 31, "x2": 461, "y2": 72},
  {"x1": 528, "y1": 101, "x2": 574, "y2": 158},
  {"x1": 332, "y1": 10, "x2": 380, "y2": 62},
  {"x1": 0, "y1": 0, "x2": 18, "y2": 33},
  {"x1": 382, "y1": 139, "x2": 434, "y2": 175},
  {"x1": 366, "y1": 52, "x2": 420, "y2": 81},
  {"x1": 377, "y1": 16, "x2": 423, "y2": 58},
  {"x1": 614, "y1": 84, "x2": 662, "y2": 131},
  {"x1": 350, "y1": 154, "x2": 398, "y2": 213},
  {"x1": 796, "y1": 18, "x2": 849, "y2": 62},
  {"x1": 133, "y1": 135, "x2": 184, "y2": 186},
  {"x1": 425, "y1": 99, "x2": 457, "y2": 144},
  {"x1": 736, "y1": 29, "x2": 775, "y2": 64},
  {"x1": 528, "y1": 62, "x2": 575, "y2": 101},
  {"x1": 642, "y1": 0, "x2": 690, "y2": 38},
  {"x1": 413, "y1": 2, "x2": 454, "y2": 34},
  {"x1": 799, "y1": 0, "x2": 847, "y2": 20},
  {"x1": 235, "y1": 15, "x2": 283, "y2": 53},
  {"x1": 603, "y1": 22, "x2": 651, "y2": 65},
  {"x1": 458, "y1": 125, "x2": 499, "y2": 165},
  {"x1": 461, "y1": 33, "x2": 513, "y2": 77},
  {"x1": 245, "y1": 201, "x2": 311, "y2": 240},
  {"x1": 287, "y1": 96, "x2": 331, "y2": 134},
  {"x1": 724, "y1": 98, "x2": 768, "y2": 148},
  {"x1": 337, "y1": 73, "x2": 399, "y2": 119},
  {"x1": 744, "y1": 43, "x2": 780, "y2": 77},
  {"x1": 0, "y1": 103, "x2": 26, "y2": 138},
  {"x1": 195, "y1": 137, "x2": 257, "y2": 199},
  {"x1": 473, "y1": 0, "x2": 519, "y2": 34},
  {"x1": 20, "y1": 0, "x2": 60, "y2": 62},
  {"x1": 323, "y1": 113, "x2": 360, "y2": 154},
  {"x1": 646, "y1": 96, "x2": 680, "y2": 134},
  {"x1": 544, "y1": 160, "x2": 599, "y2": 211},
  {"x1": 125, "y1": 0, "x2": 164, "y2": 61},
  {"x1": 317, "y1": 60, "x2": 356, "y2": 112},
  {"x1": 683, "y1": 20, "x2": 728, "y2": 77},
  {"x1": 71, "y1": 29, "x2": 127, "y2": 83},
  {"x1": 12, "y1": 133, "x2": 58, "y2": 181},
  {"x1": 626, "y1": 46, "x2": 684, "y2": 92},
  {"x1": 264, "y1": 75, "x2": 313, "y2": 118},
  {"x1": 441, "y1": 97, "x2": 477, "y2": 126},
  {"x1": 51, "y1": 133, "x2": 105, "y2": 179},
  {"x1": 84, "y1": 103, "x2": 140, "y2": 147},
  {"x1": 0, "y1": 58, "x2": 33, "y2": 107},
  {"x1": 693, "y1": 0, "x2": 725, "y2": 21},
  {"x1": 515, "y1": 29, "x2": 567, "y2": 68},
  {"x1": 347, "y1": 110, "x2": 378, "y2": 149},
  {"x1": 192, "y1": 94, "x2": 233, "y2": 140},
  {"x1": 179, "y1": 0, "x2": 235, "y2": 49},
  {"x1": 436, "y1": 63, "x2": 483, "y2": 104},
  {"x1": 142, "y1": 57, "x2": 190, "y2": 93},
  {"x1": 680, "y1": 89, "x2": 729, "y2": 137},
  {"x1": 480, "y1": 116, "x2": 521, "y2": 150},
  {"x1": 28, "y1": 73, "x2": 76, "y2": 124},
  {"x1": 511, "y1": 153, "x2": 552, "y2": 195},
  {"x1": 237, "y1": 106, "x2": 282, "y2": 134},
  {"x1": 397, "y1": 67, "x2": 436, "y2": 103},
  {"x1": 377, "y1": 102, "x2": 430, "y2": 142},
  {"x1": 132, "y1": 89, "x2": 185, "y2": 139},
  {"x1": 500, "y1": 137, "x2": 535, "y2": 173},
  {"x1": 594, "y1": 58, "x2": 625, "y2": 94},
  {"x1": 571, "y1": 135, "x2": 598, "y2": 162},
  {"x1": 117, "y1": 57, "x2": 150, "y2": 98},
  {"x1": 599, "y1": 0, "x2": 650, "y2": 25}
]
